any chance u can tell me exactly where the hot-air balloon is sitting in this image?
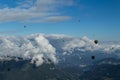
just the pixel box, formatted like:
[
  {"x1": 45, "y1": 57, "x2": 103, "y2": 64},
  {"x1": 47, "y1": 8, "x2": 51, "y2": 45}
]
[
  {"x1": 110, "y1": 47, "x2": 114, "y2": 50},
  {"x1": 7, "y1": 68, "x2": 11, "y2": 72},
  {"x1": 24, "y1": 25, "x2": 26, "y2": 28},
  {"x1": 91, "y1": 56, "x2": 95, "y2": 60},
  {"x1": 94, "y1": 40, "x2": 99, "y2": 44},
  {"x1": 111, "y1": 47, "x2": 114, "y2": 50}
]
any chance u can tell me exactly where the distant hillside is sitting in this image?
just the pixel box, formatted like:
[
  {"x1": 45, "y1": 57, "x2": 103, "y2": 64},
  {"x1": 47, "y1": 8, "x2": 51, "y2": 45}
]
[
  {"x1": 0, "y1": 59, "x2": 81, "y2": 80},
  {"x1": 0, "y1": 58, "x2": 120, "y2": 80},
  {"x1": 80, "y1": 58, "x2": 120, "y2": 80}
]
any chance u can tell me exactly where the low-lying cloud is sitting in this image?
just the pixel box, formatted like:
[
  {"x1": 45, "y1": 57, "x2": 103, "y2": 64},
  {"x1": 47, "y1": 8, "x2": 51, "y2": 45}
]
[
  {"x1": 0, "y1": 33, "x2": 120, "y2": 66},
  {"x1": 0, "y1": 34, "x2": 57, "y2": 66}
]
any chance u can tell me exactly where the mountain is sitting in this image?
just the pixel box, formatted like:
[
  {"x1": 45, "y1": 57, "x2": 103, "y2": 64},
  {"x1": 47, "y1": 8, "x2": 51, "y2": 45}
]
[
  {"x1": 0, "y1": 34, "x2": 120, "y2": 80},
  {"x1": 80, "y1": 58, "x2": 120, "y2": 80},
  {"x1": 0, "y1": 59, "x2": 76, "y2": 80},
  {"x1": 0, "y1": 57, "x2": 120, "y2": 80}
]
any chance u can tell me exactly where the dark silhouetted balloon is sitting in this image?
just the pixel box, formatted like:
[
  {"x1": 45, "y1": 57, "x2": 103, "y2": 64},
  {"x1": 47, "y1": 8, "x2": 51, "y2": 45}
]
[
  {"x1": 91, "y1": 56, "x2": 95, "y2": 60},
  {"x1": 7, "y1": 68, "x2": 11, "y2": 71},
  {"x1": 78, "y1": 20, "x2": 80, "y2": 22},
  {"x1": 24, "y1": 25, "x2": 26, "y2": 28},
  {"x1": 112, "y1": 47, "x2": 114, "y2": 50},
  {"x1": 94, "y1": 40, "x2": 98, "y2": 44}
]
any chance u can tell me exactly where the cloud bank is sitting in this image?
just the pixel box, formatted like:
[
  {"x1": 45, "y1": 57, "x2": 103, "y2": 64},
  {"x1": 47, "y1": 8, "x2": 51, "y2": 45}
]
[
  {"x1": 0, "y1": 0, "x2": 74, "y2": 23},
  {"x1": 0, "y1": 33, "x2": 120, "y2": 66},
  {"x1": 0, "y1": 34, "x2": 57, "y2": 66}
]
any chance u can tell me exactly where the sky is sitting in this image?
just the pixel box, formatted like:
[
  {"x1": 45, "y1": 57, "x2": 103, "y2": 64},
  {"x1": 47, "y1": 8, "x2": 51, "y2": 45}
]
[{"x1": 0, "y1": 0, "x2": 120, "y2": 41}]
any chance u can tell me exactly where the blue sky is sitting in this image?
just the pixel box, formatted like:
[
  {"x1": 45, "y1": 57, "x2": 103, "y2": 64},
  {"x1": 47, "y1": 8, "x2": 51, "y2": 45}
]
[{"x1": 0, "y1": 0, "x2": 120, "y2": 41}]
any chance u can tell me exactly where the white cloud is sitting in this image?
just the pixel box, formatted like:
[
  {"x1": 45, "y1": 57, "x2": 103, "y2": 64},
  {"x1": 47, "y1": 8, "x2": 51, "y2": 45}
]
[
  {"x1": 0, "y1": 34, "x2": 57, "y2": 66},
  {"x1": 0, "y1": 0, "x2": 74, "y2": 23},
  {"x1": 62, "y1": 36, "x2": 120, "y2": 53},
  {"x1": 63, "y1": 39, "x2": 85, "y2": 50},
  {"x1": 31, "y1": 54, "x2": 44, "y2": 67},
  {"x1": 0, "y1": 33, "x2": 120, "y2": 66},
  {"x1": 46, "y1": 34, "x2": 72, "y2": 39},
  {"x1": 63, "y1": 36, "x2": 100, "y2": 52}
]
